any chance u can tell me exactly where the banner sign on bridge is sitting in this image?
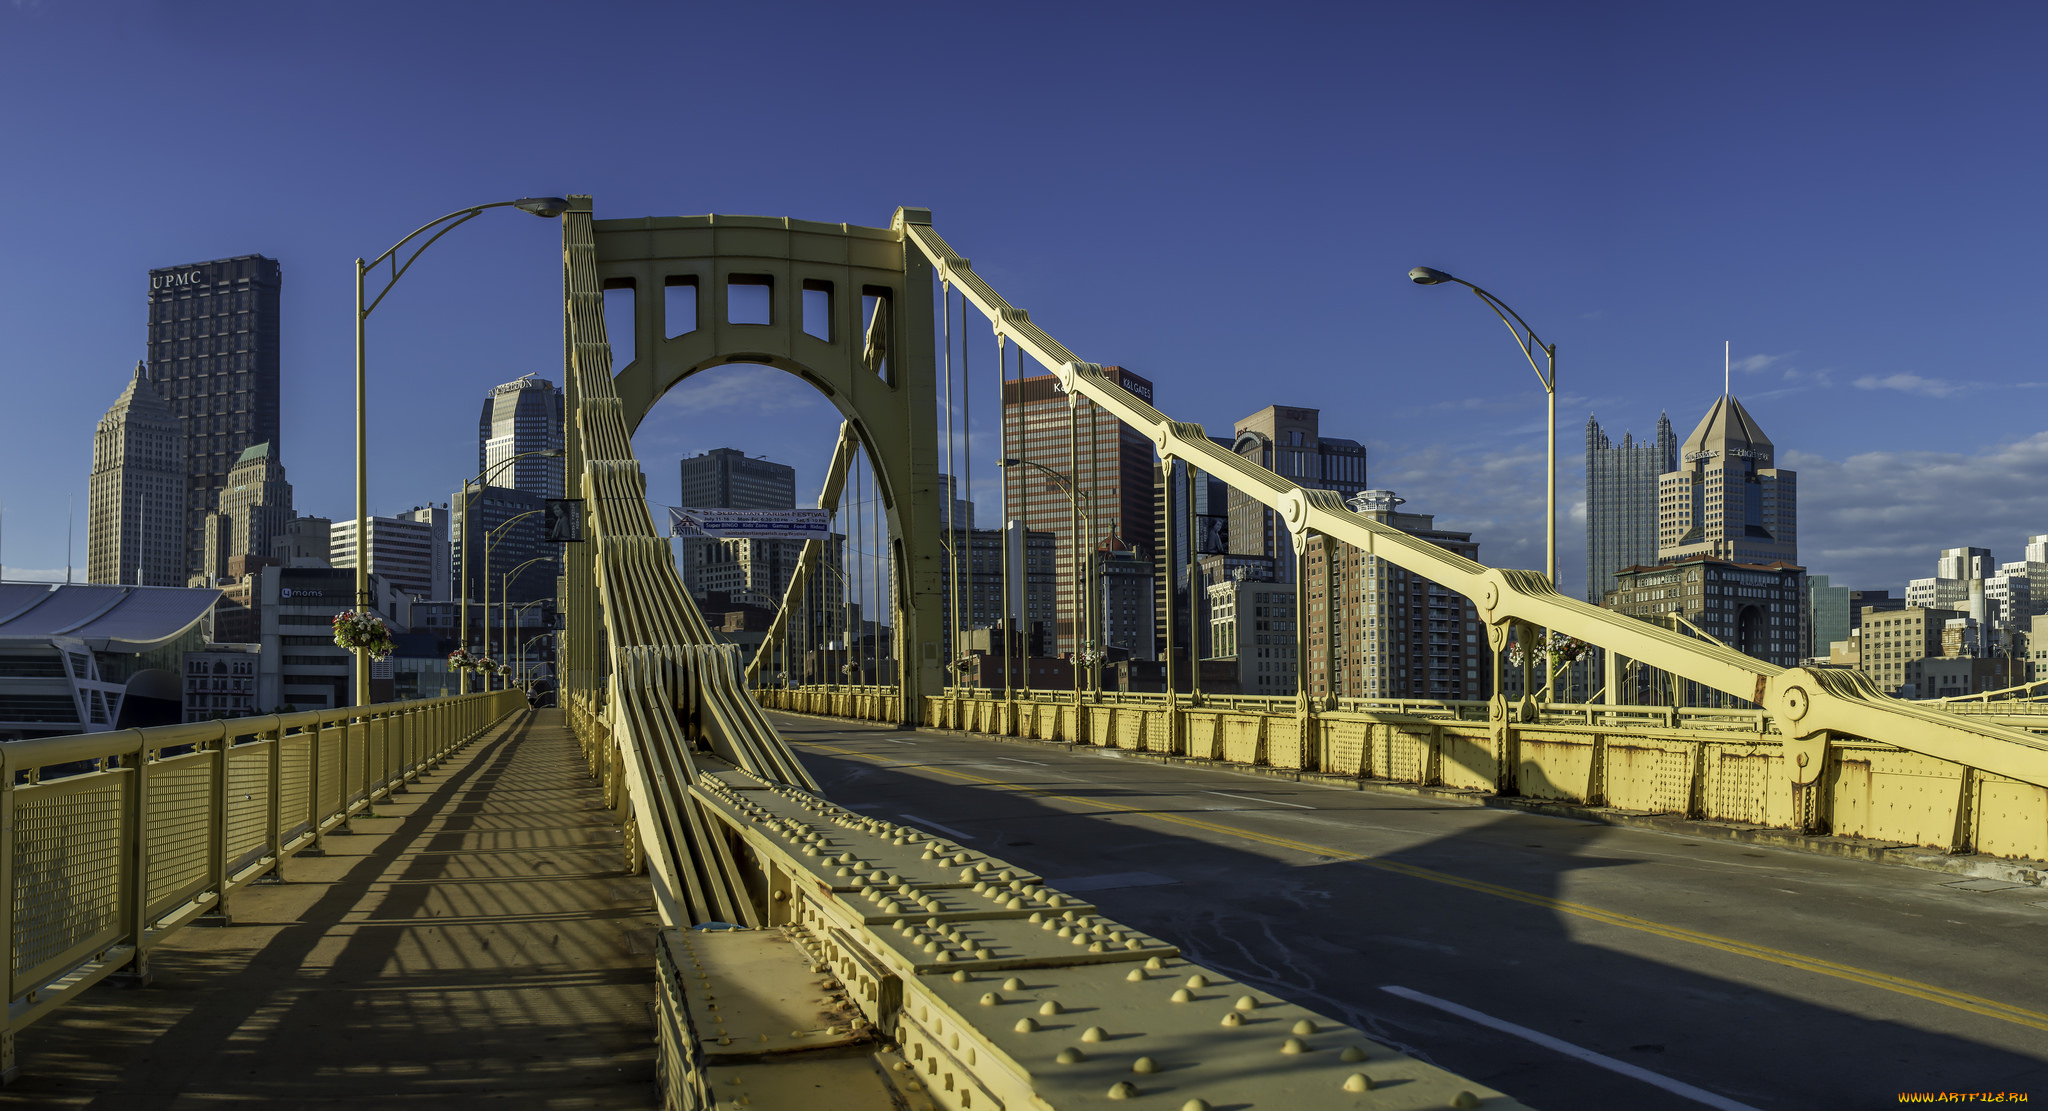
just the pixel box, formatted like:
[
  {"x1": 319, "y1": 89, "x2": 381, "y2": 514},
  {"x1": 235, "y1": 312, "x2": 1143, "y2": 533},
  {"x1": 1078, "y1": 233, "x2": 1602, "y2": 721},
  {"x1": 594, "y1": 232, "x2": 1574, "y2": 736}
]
[{"x1": 668, "y1": 507, "x2": 831, "y2": 541}]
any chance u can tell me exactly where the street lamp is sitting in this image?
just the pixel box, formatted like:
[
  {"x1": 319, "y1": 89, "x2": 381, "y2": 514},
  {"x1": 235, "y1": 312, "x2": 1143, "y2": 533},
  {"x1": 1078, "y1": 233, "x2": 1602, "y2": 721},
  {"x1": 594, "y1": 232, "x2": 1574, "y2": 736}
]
[
  {"x1": 500, "y1": 565, "x2": 552, "y2": 687},
  {"x1": 352, "y1": 196, "x2": 569, "y2": 706},
  {"x1": 999, "y1": 457, "x2": 1097, "y2": 700},
  {"x1": 1408, "y1": 267, "x2": 1557, "y2": 589},
  {"x1": 480, "y1": 513, "x2": 546, "y2": 676},
  {"x1": 457, "y1": 448, "x2": 563, "y2": 693}
]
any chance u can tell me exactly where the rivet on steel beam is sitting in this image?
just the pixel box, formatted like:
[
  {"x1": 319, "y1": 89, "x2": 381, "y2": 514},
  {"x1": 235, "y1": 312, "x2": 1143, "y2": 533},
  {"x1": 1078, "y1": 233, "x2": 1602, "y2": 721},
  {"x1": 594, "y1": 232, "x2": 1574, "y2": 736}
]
[
  {"x1": 1343, "y1": 1073, "x2": 1373, "y2": 1093},
  {"x1": 1340, "y1": 1046, "x2": 1368, "y2": 1062},
  {"x1": 1171, "y1": 988, "x2": 1192, "y2": 1003},
  {"x1": 936, "y1": 952, "x2": 954, "y2": 963},
  {"x1": 1107, "y1": 1082, "x2": 1137, "y2": 1100},
  {"x1": 1081, "y1": 1026, "x2": 1108, "y2": 1043},
  {"x1": 1186, "y1": 974, "x2": 1208, "y2": 989},
  {"x1": 1089, "y1": 941, "x2": 1107, "y2": 952},
  {"x1": 1181, "y1": 1102, "x2": 1212, "y2": 1111},
  {"x1": 1056, "y1": 1048, "x2": 1085, "y2": 1064},
  {"x1": 951, "y1": 970, "x2": 971, "y2": 982},
  {"x1": 1126, "y1": 968, "x2": 1146, "y2": 982},
  {"x1": 1014, "y1": 1017, "x2": 1040, "y2": 1033},
  {"x1": 1281, "y1": 1037, "x2": 1308, "y2": 1055},
  {"x1": 1292, "y1": 1019, "x2": 1318, "y2": 1035},
  {"x1": 1002, "y1": 977, "x2": 1025, "y2": 991},
  {"x1": 1145, "y1": 956, "x2": 1165, "y2": 970},
  {"x1": 1039, "y1": 1000, "x2": 1063, "y2": 1015},
  {"x1": 1221, "y1": 1012, "x2": 1244, "y2": 1027},
  {"x1": 979, "y1": 992, "x2": 1002, "y2": 1006},
  {"x1": 1132, "y1": 1056, "x2": 1157, "y2": 1074},
  {"x1": 1028, "y1": 912, "x2": 1045, "y2": 923},
  {"x1": 1451, "y1": 1092, "x2": 1481, "y2": 1109},
  {"x1": 1234, "y1": 995, "x2": 1260, "y2": 1011}
]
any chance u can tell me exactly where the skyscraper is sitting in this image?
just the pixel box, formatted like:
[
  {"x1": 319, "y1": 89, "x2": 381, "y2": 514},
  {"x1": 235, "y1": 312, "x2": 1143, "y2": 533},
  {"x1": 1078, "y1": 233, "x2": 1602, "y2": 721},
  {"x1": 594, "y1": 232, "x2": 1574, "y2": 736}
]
[
  {"x1": 676, "y1": 448, "x2": 800, "y2": 601},
  {"x1": 479, "y1": 375, "x2": 565, "y2": 497},
  {"x1": 195, "y1": 442, "x2": 293, "y2": 585},
  {"x1": 1003, "y1": 367, "x2": 1158, "y2": 656},
  {"x1": 1226, "y1": 406, "x2": 1368, "y2": 585},
  {"x1": 1657, "y1": 393, "x2": 1797, "y2": 566},
  {"x1": 87, "y1": 365, "x2": 187, "y2": 586},
  {"x1": 1584, "y1": 412, "x2": 1675, "y2": 603},
  {"x1": 145, "y1": 256, "x2": 282, "y2": 580}
]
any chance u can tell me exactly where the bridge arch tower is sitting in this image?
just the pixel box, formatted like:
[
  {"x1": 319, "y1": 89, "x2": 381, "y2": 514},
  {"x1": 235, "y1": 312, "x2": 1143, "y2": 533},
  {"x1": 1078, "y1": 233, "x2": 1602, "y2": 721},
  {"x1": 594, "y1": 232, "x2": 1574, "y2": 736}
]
[{"x1": 588, "y1": 203, "x2": 947, "y2": 709}]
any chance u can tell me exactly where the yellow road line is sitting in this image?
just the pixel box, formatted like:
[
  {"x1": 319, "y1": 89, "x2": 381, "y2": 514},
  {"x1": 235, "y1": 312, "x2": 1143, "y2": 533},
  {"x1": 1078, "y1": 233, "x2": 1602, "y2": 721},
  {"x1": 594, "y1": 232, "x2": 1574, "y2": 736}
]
[{"x1": 801, "y1": 738, "x2": 2048, "y2": 1033}]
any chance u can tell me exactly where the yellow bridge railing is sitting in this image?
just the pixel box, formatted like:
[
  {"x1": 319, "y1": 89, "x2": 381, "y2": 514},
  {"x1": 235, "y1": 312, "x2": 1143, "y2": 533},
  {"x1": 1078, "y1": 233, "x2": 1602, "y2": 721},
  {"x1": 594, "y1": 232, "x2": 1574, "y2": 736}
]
[{"x1": 0, "y1": 689, "x2": 525, "y2": 1078}]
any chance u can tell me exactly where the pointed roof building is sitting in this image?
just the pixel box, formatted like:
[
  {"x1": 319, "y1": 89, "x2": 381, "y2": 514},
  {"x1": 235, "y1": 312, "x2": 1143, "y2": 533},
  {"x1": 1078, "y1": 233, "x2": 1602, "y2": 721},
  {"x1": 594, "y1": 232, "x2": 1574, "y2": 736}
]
[
  {"x1": 1657, "y1": 392, "x2": 1796, "y2": 568},
  {"x1": 88, "y1": 363, "x2": 188, "y2": 587}
]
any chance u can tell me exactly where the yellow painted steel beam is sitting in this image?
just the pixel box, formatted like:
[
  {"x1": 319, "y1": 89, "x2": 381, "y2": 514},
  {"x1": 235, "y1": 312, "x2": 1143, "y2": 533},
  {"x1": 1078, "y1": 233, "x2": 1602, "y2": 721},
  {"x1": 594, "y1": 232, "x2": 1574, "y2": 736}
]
[{"x1": 901, "y1": 222, "x2": 2048, "y2": 793}]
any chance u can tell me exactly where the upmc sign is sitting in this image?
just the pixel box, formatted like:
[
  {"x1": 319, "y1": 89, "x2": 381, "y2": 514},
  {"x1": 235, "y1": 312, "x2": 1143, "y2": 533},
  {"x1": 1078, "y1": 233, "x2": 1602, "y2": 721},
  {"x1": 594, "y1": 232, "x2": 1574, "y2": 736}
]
[{"x1": 150, "y1": 269, "x2": 208, "y2": 290}]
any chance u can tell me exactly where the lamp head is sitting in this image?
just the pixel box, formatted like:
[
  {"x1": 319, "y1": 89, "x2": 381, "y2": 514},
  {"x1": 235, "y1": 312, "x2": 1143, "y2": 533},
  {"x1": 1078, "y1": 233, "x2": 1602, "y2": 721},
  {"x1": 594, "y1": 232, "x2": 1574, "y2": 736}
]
[
  {"x1": 513, "y1": 197, "x2": 573, "y2": 218},
  {"x1": 1408, "y1": 267, "x2": 1457, "y2": 286},
  {"x1": 1000, "y1": 457, "x2": 1020, "y2": 467}
]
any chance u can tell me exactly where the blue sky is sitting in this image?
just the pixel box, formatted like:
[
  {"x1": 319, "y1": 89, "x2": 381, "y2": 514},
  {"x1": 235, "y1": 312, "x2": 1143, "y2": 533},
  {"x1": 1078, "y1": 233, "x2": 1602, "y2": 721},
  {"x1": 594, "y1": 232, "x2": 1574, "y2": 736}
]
[{"x1": 3, "y1": 2, "x2": 2046, "y2": 597}]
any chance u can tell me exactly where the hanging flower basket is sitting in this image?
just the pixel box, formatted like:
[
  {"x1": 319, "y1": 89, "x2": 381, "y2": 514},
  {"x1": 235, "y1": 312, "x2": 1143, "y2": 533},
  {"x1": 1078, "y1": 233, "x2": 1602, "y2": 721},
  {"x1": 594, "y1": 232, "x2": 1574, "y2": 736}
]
[
  {"x1": 447, "y1": 647, "x2": 476, "y2": 670},
  {"x1": 1506, "y1": 632, "x2": 1592, "y2": 670},
  {"x1": 331, "y1": 611, "x2": 395, "y2": 660},
  {"x1": 473, "y1": 657, "x2": 501, "y2": 675}
]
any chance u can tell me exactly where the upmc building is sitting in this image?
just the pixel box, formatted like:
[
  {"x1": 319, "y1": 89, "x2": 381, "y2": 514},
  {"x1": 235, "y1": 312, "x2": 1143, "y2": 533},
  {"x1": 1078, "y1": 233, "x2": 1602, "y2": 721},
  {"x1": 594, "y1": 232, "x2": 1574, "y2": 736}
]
[{"x1": 146, "y1": 255, "x2": 283, "y2": 581}]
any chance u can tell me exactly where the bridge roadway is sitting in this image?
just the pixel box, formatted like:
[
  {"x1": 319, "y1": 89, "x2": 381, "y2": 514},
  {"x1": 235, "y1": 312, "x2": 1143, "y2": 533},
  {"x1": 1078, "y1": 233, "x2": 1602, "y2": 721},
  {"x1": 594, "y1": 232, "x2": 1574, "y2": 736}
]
[
  {"x1": 769, "y1": 711, "x2": 2048, "y2": 1111},
  {"x1": 3, "y1": 710, "x2": 657, "y2": 1109}
]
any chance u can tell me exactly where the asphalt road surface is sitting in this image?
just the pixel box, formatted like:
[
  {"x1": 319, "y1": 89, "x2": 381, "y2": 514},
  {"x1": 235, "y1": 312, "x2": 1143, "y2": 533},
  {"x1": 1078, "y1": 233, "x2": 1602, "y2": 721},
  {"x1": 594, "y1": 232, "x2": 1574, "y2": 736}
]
[{"x1": 768, "y1": 711, "x2": 2048, "y2": 1111}]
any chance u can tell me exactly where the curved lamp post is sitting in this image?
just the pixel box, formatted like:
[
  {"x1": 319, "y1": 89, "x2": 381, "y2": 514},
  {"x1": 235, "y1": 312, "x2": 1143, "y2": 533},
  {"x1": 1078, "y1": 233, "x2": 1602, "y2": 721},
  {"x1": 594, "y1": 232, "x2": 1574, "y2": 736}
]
[
  {"x1": 1411, "y1": 266, "x2": 1559, "y2": 702},
  {"x1": 1408, "y1": 267, "x2": 1556, "y2": 587},
  {"x1": 352, "y1": 196, "x2": 569, "y2": 706},
  {"x1": 457, "y1": 447, "x2": 563, "y2": 693}
]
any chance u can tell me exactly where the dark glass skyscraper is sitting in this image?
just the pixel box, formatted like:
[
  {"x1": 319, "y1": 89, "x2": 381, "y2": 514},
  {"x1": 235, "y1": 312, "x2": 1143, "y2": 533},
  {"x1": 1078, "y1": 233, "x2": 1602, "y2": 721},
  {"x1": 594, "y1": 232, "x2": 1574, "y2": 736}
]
[{"x1": 145, "y1": 255, "x2": 282, "y2": 581}]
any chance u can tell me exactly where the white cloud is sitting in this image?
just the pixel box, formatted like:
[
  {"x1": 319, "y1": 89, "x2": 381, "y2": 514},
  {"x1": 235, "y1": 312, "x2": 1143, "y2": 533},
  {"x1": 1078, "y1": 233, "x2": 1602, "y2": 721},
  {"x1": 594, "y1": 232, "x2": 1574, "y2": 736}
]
[
  {"x1": 4, "y1": 567, "x2": 83, "y2": 583},
  {"x1": 1784, "y1": 432, "x2": 2048, "y2": 588},
  {"x1": 1852, "y1": 373, "x2": 1963, "y2": 398},
  {"x1": 1732, "y1": 352, "x2": 1790, "y2": 374}
]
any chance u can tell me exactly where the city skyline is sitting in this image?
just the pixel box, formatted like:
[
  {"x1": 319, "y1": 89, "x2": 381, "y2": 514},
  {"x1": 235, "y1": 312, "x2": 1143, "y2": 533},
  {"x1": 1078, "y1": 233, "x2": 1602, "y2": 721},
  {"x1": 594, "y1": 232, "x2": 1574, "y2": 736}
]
[{"x1": 4, "y1": 6, "x2": 2048, "y2": 604}]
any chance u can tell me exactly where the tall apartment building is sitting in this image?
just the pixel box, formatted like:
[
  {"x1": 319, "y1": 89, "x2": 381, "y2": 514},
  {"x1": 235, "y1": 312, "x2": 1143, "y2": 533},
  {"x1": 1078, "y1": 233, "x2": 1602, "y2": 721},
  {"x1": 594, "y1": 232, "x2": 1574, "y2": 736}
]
[
  {"x1": 1657, "y1": 393, "x2": 1796, "y2": 566},
  {"x1": 1097, "y1": 539, "x2": 1156, "y2": 661},
  {"x1": 1003, "y1": 367, "x2": 1157, "y2": 655},
  {"x1": 1303, "y1": 490, "x2": 1485, "y2": 701},
  {"x1": 480, "y1": 375, "x2": 566, "y2": 497},
  {"x1": 87, "y1": 365, "x2": 188, "y2": 587},
  {"x1": 1227, "y1": 406, "x2": 1368, "y2": 585},
  {"x1": 939, "y1": 526, "x2": 1057, "y2": 653},
  {"x1": 331, "y1": 514, "x2": 441, "y2": 601},
  {"x1": 1585, "y1": 412, "x2": 1675, "y2": 602},
  {"x1": 680, "y1": 447, "x2": 796, "y2": 510},
  {"x1": 1156, "y1": 445, "x2": 1245, "y2": 664},
  {"x1": 195, "y1": 442, "x2": 293, "y2": 586},
  {"x1": 401, "y1": 505, "x2": 452, "y2": 601},
  {"x1": 145, "y1": 256, "x2": 283, "y2": 579}
]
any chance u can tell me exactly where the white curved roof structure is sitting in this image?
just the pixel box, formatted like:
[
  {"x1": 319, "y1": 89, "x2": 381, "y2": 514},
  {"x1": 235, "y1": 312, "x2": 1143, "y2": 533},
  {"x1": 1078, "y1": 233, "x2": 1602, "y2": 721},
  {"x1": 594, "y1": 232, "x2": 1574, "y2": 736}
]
[{"x1": 0, "y1": 582, "x2": 221, "y2": 651}]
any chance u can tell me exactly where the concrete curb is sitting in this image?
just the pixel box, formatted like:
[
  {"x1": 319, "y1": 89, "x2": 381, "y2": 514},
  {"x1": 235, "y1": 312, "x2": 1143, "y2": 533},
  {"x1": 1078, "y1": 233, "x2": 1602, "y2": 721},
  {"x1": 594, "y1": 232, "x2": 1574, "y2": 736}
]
[{"x1": 767, "y1": 707, "x2": 2048, "y2": 890}]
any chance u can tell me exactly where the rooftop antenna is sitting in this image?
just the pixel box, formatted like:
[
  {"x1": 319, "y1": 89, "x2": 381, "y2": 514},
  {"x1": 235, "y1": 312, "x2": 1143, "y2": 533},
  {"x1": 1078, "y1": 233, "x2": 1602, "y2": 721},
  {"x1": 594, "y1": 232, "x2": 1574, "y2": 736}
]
[{"x1": 1724, "y1": 340, "x2": 1731, "y2": 398}]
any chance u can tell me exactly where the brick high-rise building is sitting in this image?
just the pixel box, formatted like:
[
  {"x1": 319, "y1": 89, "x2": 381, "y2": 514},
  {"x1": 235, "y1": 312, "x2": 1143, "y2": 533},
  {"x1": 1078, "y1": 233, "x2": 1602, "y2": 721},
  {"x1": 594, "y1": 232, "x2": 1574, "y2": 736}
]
[
  {"x1": 145, "y1": 256, "x2": 282, "y2": 580},
  {"x1": 1002, "y1": 367, "x2": 1157, "y2": 656},
  {"x1": 1303, "y1": 491, "x2": 1485, "y2": 701},
  {"x1": 87, "y1": 365, "x2": 188, "y2": 587}
]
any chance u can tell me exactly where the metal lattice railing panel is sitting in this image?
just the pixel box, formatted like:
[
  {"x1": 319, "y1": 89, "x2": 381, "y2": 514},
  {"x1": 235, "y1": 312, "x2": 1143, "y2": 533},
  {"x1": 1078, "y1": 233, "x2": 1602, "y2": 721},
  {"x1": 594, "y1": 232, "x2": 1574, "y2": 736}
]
[
  {"x1": 225, "y1": 744, "x2": 273, "y2": 874},
  {"x1": 145, "y1": 755, "x2": 213, "y2": 920},
  {"x1": 12, "y1": 775, "x2": 126, "y2": 993},
  {"x1": 279, "y1": 735, "x2": 312, "y2": 844}
]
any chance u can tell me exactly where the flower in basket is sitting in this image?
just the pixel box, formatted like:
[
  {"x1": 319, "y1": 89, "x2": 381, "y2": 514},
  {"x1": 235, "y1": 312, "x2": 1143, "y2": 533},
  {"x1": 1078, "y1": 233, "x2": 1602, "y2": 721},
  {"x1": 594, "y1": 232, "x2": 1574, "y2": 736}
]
[
  {"x1": 331, "y1": 610, "x2": 396, "y2": 660},
  {"x1": 473, "y1": 656, "x2": 500, "y2": 675},
  {"x1": 447, "y1": 647, "x2": 475, "y2": 669}
]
